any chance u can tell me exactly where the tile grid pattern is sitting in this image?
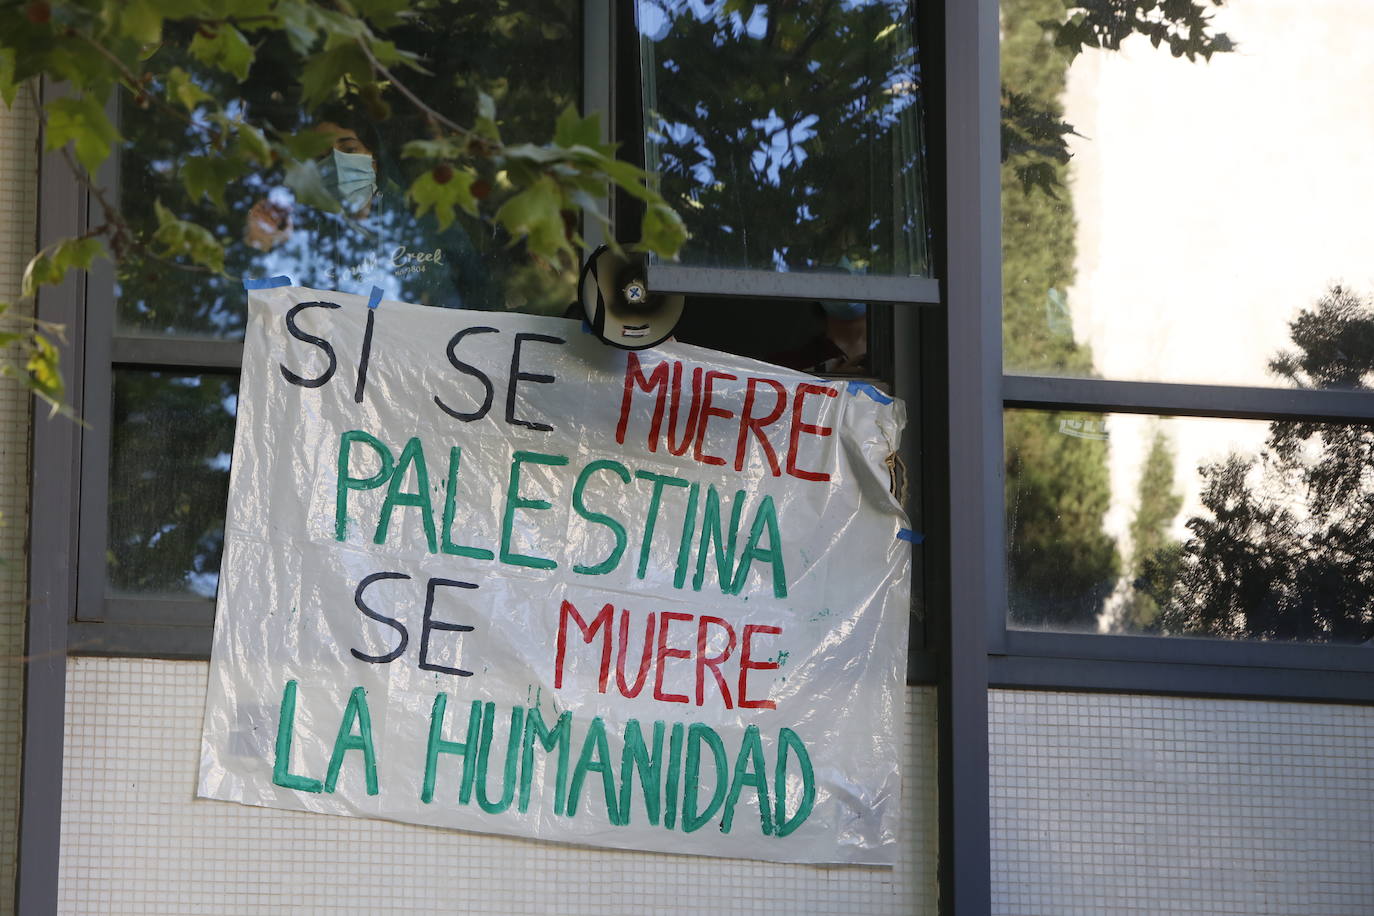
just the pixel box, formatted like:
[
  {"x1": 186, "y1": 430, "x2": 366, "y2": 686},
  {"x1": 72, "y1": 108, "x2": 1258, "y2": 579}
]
[
  {"x1": 59, "y1": 658, "x2": 938, "y2": 915},
  {"x1": 0, "y1": 88, "x2": 39, "y2": 910},
  {"x1": 990, "y1": 690, "x2": 1374, "y2": 915}
]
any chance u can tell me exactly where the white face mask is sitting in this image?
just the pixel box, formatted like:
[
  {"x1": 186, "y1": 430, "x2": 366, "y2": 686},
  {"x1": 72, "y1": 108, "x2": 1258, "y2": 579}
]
[{"x1": 329, "y1": 148, "x2": 377, "y2": 213}]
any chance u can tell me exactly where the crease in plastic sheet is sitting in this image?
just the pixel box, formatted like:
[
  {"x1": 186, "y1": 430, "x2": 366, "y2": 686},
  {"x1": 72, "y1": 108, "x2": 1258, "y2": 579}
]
[{"x1": 198, "y1": 285, "x2": 912, "y2": 865}]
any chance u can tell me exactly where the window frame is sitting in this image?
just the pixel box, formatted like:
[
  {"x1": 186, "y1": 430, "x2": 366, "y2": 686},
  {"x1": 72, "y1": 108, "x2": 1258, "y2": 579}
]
[
  {"x1": 995, "y1": 373, "x2": 1374, "y2": 702},
  {"x1": 35, "y1": 0, "x2": 945, "y2": 682},
  {"x1": 24, "y1": 4, "x2": 1374, "y2": 916},
  {"x1": 980, "y1": 5, "x2": 1374, "y2": 703},
  {"x1": 65, "y1": 105, "x2": 240, "y2": 656},
  {"x1": 621, "y1": 0, "x2": 943, "y2": 681},
  {"x1": 17, "y1": 4, "x2": 942, "y2": 913}
]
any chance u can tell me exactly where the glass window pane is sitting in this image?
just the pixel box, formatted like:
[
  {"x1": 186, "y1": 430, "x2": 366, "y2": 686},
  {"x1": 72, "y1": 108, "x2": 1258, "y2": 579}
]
[
  {"x1": 1001, "y1": 0, "x2": 1374, "y2": 388},
  {"x1": 672, "y1": 298, "x2": 921, "y2": 634},
  {"x1": 638, "y1": 0, "x2": 932, "y2": 277},
  {"x1": 674, "y1": 297, "x2": 888, "y2": 377},
  {"x1": 108, "y1": 371, "x2": 238, "y2": 599},
  {"x1": 1007, "y1": 408, "x2": 1374, "y2": 644},
  {"x1": 105, "y1": 307, "x2": 905, "y2": 603},
  {"x1": 116, "y1": 3, "x2": 581, "y2": 339}
]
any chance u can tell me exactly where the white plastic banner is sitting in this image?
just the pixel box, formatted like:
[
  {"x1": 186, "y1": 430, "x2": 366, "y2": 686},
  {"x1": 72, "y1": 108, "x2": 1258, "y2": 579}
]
[{"x1": 199, "y1": 284, "x2": 910, "y2": 865}]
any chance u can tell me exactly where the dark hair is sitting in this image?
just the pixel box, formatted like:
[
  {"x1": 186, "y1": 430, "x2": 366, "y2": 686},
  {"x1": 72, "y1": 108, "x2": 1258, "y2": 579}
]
[{"x1": 314, "y1": 98, "x2": 377, "y2": 146}]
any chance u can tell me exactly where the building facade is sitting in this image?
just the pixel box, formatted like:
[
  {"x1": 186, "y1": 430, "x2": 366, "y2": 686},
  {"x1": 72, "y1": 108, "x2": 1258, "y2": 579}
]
[{"x1": 6, "y1": 1, "x2": 1374, "y2": 913}]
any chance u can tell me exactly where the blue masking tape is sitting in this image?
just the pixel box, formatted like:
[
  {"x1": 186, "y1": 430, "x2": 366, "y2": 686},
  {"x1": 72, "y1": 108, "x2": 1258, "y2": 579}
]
[
  {"x1": 242, "y1": 275, "x2": 292, "y2": 290},
  {"x1": 897, "y1": 528, "x2": 924, "y2": 544},
  {"x1": 848, "y1": 381, "x2": 893, "y2": 405},
  {"x1": 367, "y1": 286, "x2": 384, "y2": 310}
]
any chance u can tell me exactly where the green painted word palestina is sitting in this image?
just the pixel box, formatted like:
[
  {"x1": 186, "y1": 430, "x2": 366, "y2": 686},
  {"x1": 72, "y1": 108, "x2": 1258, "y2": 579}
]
[{"x1": 335, "y1": 431, "x2": 789, "y2": 601}]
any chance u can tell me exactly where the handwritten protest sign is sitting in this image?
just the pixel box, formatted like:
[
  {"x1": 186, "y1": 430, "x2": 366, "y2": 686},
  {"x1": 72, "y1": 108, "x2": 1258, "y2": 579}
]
[{"x1": 198, "y1": 284, "x2": 910, "y2": 864}]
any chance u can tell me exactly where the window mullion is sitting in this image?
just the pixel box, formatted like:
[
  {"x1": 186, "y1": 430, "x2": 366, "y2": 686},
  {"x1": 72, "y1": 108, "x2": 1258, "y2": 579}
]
[
  {"x1": 111, "y1": 337, "x2": 244, "y2": 372},
  {"x1": 649, "y1": 264, "x2": 942, "y2": 304},
  {"x1": 1004, "y1": 373, "x2": 1374, "y2": 423}
]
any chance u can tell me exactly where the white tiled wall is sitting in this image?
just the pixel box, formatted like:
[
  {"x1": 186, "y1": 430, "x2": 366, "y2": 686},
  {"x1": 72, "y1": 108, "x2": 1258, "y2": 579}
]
[
  {"x1": 59, "y1": 658, "x2": 938, "y2": 915},
  {"x1": 0, "y1": 88, "x2": 39, "y2": 907},
  {"x1": 990, "y1": 690, "x2": 1374, "y2": 915},
  {"x1": 63, "y1": 669, "x2": 1374, "y2": 914}
]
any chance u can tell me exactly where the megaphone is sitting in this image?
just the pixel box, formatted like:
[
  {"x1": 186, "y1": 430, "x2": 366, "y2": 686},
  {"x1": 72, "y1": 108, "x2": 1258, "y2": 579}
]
[{"x1": 580, "y1": 244, "x2": 685, "y2": 350}]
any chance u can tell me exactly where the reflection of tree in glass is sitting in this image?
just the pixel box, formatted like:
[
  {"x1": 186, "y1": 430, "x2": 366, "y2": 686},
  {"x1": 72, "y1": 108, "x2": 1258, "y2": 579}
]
[
  {"x1": 1003, "y1": 0, "x2": 1231, "y2": 628},
  {"x1": 1140, "y1": 287, "x2": 1374, "y2": 643},
  {"x1": 1118, "y1": 427, "x2": 1183, "y2": 631},
  {"x1": 1005, "y1": 408, "x2": 1120, "y2": 628},
  {"x1": 1003, "y1": 0, "x2": 1119, "y2": 630},
  {"x1": 110, "y1": 2, "x2": 583, "y2": 599},
  {"x1": 1003, "y1": 0, "x2": 1233, "y2": 196},
  {"x1": 116, "y1": 2, "x2": 580, "y2": 340},
  {"x1": 107, "y1": 372, "x2": 237, "y2": 597},
  {"x1": 639, "y1": 0, "x2": 930, "y2": 275}
]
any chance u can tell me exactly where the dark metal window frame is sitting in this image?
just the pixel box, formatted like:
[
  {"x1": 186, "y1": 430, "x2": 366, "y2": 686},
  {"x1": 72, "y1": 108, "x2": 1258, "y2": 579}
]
[
  {"x1": 20, "y1": 4, "x2": 947, "y2": 913},
  {"x1": 936, "y1": 0, "x2": 1374, "y2": 906},
  {"x1": 41, "y1": 2, "x2": 1374, "y2": 915},
  {"x1": 32, "y1": 0, "x2": 946, "y2": 677},
  {"x1": 997, "y1": 373, "x2": 1374, "y2": 703},
  {"x1": 22, "y1": 1, "x2": 947, "y2": 910},
  {"x1": 24, "y1": 16, "x2": 950, "y2": 907},
  {"x1": 616, "y1": 0, "x2": 943, "y2": 684}
]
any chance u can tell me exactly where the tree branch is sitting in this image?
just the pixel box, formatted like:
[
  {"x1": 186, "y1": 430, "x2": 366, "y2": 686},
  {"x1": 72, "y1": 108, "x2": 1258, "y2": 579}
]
[
  {"x1": 74, "y1": 30, "x2": 203, "y2": 135},
  {"x1": 353, "y1": 35, "x2": 490, "y2": 149}
]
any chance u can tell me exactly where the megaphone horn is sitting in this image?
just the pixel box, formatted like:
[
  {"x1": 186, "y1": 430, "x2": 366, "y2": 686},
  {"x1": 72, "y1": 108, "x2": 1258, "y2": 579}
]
[{"x1": 579, "y1": 244, "x2": 685, "y2": 351}]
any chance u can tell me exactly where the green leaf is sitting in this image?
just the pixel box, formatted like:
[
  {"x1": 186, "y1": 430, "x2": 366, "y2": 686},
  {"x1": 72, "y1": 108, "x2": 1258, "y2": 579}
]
[
  {"x1": 299, "y1": 43, "x2": 370, "y2": 108},
  {"x1": 219, "y1": 0, "x2": 275, "y2": 20},
  {"x1": 311, "y1": 6, "x2": 368, "y2": 48},
  {"x1": 222, "y1": 0, "x2": 279, "y2": 31},
  {"x1": 477, "y1": 91, "x2": 496, "y2": 122},
  {"x1": 350, "y1": 0, "x2": 411, "y2": 27},
  {"x1": 40, "y1": 41, "x2": 118, "y2": 96},
  {"x1": 408, "y1": 168, "x2": 477, "y2": 230},
  {"x1": 638, "y1": 203, "x2": 687, "y2": 260},
  {"x1": 282, "y1": 129, "x2": 337, "y2": 161},
  {"x1": 120, "y1": 0, "x2": 164, "y2": 44},
  {"x1": 554, "y1": 106, "x2": 603, "y2": 150},
  {"x1": 356, "y1": 81, "x2": 392, "y2": 121},
  {"x1": 0, "y1": 48, "x2": 17, "y2": 109},
  {"x1": 569, "y1": 188, "x2": 611, "y2": 236},
  {"x1": 401, "y1": 138, "x2": 467, "y2": 160},
  {"x1": 181, "y1": 155, "x2": 248, "y2": 210},
  {"x1": 283, "y1": 159, "x2": 341, "y2": 213},
  {"x1": 165, "y1": 66, "x2": 212, "y2": 112},
  {"x1": 45, "y1": 96, "x2": 121, "y2": 175},
  {"x1": 22, "y1": 237, "x2": 106, "y2": 298},
  {"x1": 501, "y1": 143, "x2": 565, "y2": 165},
  {"x1": 235, "y1": 122, "x2": 272, "y2": 166},
  {"x1": 367, "y1": 37, "x2": 426, "y2": 72},
  {"x1": 596, "y1": 156, "x2": 657, "y2": 203},
  {"x1": 152, "y1": 199, "x2": 225, "y2": 272},
  {"x1": 494, "y1": 175, "x2": 569, "y2": 261},
  {"x1": 274, "y1": 0, "x2": 322, "y2": 54},
  {"x1": 1015, "y1": 161, "x2": 1060, "y2": 198},
  {"x1": 474, "y1": 91, "x2": 500, "y2": 142},
  {"x1": 188, "y1": 25, "x2": 255, "y2": 82},
  {"x1": 26, "y1": 332, "x2": 65, "y2": 409}
]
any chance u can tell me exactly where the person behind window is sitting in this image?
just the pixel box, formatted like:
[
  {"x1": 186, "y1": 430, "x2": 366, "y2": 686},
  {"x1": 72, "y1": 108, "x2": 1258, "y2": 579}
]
[{"x1": 243, "y1": 99, "x2": 498, "y2": 310}]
